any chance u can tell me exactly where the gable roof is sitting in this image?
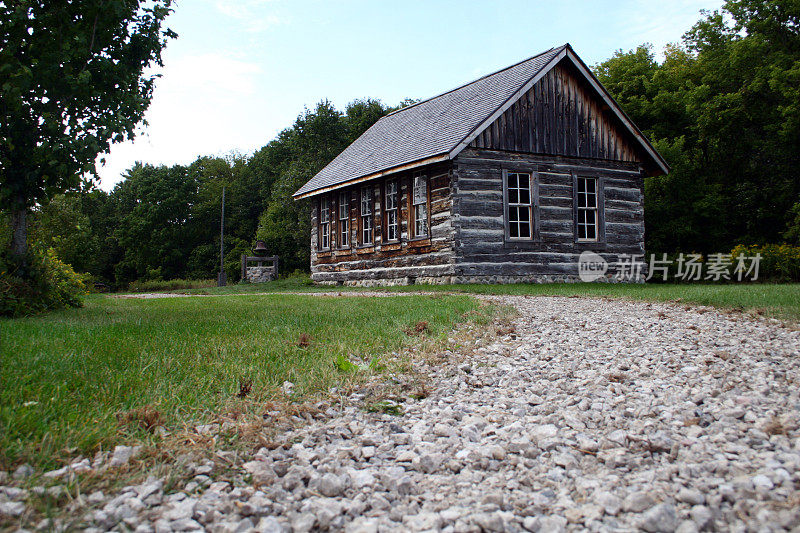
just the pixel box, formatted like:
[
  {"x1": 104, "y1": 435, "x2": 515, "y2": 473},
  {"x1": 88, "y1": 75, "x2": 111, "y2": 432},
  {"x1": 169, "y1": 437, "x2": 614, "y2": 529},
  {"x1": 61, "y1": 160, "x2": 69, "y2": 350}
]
[{"x1": 294, "y1": 44, "x2": 668, "y2": 199}]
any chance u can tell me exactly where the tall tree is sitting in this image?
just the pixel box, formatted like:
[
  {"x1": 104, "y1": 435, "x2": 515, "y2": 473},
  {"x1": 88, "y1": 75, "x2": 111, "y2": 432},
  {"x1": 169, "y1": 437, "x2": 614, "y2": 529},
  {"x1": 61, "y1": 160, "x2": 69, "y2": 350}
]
[
  {"x1": 595, "y1": 0, "x2": 800, "y2": 253},
  {"x1": 0, "y1": 0, "x2": 176, "y2": 263}
]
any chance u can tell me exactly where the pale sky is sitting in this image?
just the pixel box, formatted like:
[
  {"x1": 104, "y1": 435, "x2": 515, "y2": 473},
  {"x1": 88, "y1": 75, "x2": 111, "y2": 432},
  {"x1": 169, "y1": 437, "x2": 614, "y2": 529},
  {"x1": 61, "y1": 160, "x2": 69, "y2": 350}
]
[{"x1": 95, "y1": 0, "x2": 725, "y2": 190}]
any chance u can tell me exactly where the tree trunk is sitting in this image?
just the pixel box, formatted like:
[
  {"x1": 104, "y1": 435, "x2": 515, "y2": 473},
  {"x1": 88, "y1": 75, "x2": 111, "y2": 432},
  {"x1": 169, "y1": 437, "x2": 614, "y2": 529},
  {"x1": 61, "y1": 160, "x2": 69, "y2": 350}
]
[{"x1": 10, "y1": 206, "x2": 28, "y2": 259}]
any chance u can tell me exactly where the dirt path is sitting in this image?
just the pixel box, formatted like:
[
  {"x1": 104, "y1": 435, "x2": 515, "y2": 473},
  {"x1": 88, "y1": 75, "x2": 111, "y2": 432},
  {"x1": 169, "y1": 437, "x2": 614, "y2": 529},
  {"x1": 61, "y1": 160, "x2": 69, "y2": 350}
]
[{"x1": 8, "y1": 296, "x2": 800, "y2": 532}]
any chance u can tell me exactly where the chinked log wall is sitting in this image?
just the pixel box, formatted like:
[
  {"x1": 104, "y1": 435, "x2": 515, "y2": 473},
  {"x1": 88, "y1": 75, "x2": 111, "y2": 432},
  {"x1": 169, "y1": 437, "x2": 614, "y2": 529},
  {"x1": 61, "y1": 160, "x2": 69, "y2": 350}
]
[
  {"x1": 310, "y1": 165, "x2": 456, "y2": 285},
  {"x1": 310, "y1": 57, "x2": 650, "y2": 285},
  {"x1": 451, "y1": 148, "x2": 646, "y2": 282}
]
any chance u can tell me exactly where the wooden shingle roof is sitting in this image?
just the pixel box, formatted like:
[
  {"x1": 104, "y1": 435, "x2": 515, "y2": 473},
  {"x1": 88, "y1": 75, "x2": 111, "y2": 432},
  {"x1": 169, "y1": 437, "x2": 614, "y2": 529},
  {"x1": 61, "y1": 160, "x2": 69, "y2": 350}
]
[{"x1": 294, "y1": 44, "x2": 667, "y2": 199}]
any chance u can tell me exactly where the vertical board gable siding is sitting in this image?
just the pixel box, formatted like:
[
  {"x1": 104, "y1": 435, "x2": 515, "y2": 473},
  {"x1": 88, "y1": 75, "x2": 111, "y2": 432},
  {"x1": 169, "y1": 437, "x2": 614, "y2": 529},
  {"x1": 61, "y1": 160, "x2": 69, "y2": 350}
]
[{"x1": 470, "y1": 61, "x2": 641, "y2": 163}]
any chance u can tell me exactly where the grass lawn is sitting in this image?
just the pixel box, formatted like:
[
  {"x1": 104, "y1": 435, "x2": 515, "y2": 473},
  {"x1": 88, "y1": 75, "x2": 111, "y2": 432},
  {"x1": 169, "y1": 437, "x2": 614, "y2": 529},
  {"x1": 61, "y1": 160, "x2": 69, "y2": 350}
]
[
  {"x1": 0, "y1": 293, "x2": 488, "y2": 470},
  {"x1": 392, "y1": 282, "x2": 800, "y2": 321},
  {"x1": 184, "y1": 277, "x2": 800, "y2": 321}
]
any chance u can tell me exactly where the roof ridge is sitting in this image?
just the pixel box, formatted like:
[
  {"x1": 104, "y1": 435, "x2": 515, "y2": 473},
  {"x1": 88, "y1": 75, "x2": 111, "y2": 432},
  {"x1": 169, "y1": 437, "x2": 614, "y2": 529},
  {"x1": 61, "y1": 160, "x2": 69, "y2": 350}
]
[{"x1": 384, "y1": 44, "x2": 566, "y2": 118}]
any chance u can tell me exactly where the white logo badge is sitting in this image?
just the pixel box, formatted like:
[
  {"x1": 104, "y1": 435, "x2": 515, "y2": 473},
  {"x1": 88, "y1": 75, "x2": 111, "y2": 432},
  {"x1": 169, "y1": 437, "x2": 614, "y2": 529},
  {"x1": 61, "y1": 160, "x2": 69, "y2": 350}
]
[{"x1": 578, "y1": 251, "x2": 608, "y2": 282}]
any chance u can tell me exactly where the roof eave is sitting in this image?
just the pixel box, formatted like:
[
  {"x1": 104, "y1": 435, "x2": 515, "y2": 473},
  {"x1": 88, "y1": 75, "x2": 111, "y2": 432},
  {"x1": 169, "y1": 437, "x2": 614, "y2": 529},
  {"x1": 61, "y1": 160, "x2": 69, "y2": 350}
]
[{"x1": 292, "y1": 153, "x2": 451, "y2": 200}]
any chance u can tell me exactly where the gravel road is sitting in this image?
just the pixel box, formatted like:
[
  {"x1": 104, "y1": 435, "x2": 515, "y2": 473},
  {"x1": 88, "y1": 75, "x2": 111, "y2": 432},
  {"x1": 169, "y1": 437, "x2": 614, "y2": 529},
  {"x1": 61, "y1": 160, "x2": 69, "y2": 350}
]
[{"x1": 4, "y1": 296, "x2": 800, "y2": 532}]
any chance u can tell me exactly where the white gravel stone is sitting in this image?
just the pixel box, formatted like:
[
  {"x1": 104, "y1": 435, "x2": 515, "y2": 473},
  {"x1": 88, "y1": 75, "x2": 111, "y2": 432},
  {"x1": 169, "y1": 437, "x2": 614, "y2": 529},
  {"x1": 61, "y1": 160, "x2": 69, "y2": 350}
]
[
  {"x1": 639, "y1": 503, "x2": 678, "y2": 533},
  {"x1": 319, "y1": 473, "x2": 345, "y2": 497},
  {"x1": 255, "y1": 516, "x2": 282, "y2": 533},
  {"x1": 0, "y1": 501, "x2": 25, "y2": 517},
  {"x1": 623, "y1": 491, "x2": 656, "y2": 513},
  {"x1": 594, "y1": 490, "x2": 622, "y2": 516},
  {"x1": 108, "y1": 445, "x2": 142, "y2": 468},
  {"x1": 16, "y1": 295, "x2": 798, "y2": 532},
  {"x1": 676, "y1": 488, "x2": 705, "y2": 505}
]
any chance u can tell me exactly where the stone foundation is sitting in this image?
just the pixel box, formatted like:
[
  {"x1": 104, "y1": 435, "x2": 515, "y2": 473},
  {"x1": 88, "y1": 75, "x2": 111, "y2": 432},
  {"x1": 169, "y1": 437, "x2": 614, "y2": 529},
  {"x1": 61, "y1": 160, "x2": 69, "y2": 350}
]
[{"x1": 246, "y1": 266, "x2": 276, "y2": 283}]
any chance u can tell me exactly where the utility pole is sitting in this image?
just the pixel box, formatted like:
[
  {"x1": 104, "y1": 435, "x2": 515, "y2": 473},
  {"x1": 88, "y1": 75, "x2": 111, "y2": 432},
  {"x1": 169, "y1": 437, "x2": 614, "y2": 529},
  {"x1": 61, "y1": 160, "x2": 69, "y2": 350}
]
[{"x1": 218, "y1": 186, "x2": 227, "y2": 287}]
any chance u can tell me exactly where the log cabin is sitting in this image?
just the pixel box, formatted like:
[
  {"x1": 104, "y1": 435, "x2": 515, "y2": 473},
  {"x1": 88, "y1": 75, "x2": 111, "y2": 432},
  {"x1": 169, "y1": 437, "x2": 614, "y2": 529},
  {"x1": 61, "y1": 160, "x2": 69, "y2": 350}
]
[{"x1": 293, "y1": 44, "x2": 668, "y2": 286}]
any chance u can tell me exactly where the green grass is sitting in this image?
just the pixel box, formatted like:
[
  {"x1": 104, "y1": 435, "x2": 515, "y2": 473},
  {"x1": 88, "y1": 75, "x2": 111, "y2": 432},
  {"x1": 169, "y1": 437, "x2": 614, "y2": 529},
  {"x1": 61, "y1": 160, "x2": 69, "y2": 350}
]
[
  {"x1": 0, "y1": 292, "x2": 486, "y2": 469},
  {"x1": 184, "y1": 276, "x2": 800, "y2": 321},
  {"x1": 388, "y1": 282, "x2": 800, "y2": 320}
]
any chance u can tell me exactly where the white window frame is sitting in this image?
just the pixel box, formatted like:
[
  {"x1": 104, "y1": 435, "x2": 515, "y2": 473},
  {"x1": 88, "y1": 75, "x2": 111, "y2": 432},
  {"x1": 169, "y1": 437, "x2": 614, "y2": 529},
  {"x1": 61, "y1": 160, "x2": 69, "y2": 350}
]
[
  {"x1": 319, "y1": 196, "x2": 330, "y2": 250},
  {"x1": 576, "y1": 176, "x2": 599, "y2": 242},
  {"x1": 412, "y1": 174, "x2": 428, "y2": 238},
  {"x1": 360, "y1": 186, "x2": 373, "y2": 245},
  {"x1": 338, "y1": 191, "x2": 349, "y2": 248},
  {"x1": 503, "y1": 171, "x2": 535, "y2": 240},
  {"x1": 384, "y1": 179, "x2": 399, "y2": 242}
]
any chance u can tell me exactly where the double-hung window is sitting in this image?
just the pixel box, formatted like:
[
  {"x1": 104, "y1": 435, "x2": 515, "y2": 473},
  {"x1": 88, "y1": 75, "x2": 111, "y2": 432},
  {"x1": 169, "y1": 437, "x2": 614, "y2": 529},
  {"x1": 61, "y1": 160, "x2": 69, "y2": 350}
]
[
  {"x1": 412, "y1": 175, "x2": 428, "y2": 238},
  {"x1": 576, "y1": 177, "x2": 598, "y2": 241},
  {"x1": 338, "y1": 191, "x2": 349, "y2": 248},
  {"x1": 319, "y1": 196, "x2": 331, "y2": 250},
  {"x1": 505, "y1": 172, "x2": 533, "y2": 239},
  {"x1": 360, "y1": 187, "x2": 373, "y2": 245},
  {"x1": 384, "y1": 180, "x2": 399, "y2": 242}
]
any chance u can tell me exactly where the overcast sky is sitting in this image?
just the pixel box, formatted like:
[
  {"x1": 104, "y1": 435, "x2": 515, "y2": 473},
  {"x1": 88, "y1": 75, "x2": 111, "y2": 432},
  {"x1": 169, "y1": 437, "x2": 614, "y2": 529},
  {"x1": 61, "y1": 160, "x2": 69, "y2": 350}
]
[{"x1": 95, "y1": 0, "x2": 725, "y2": 190}]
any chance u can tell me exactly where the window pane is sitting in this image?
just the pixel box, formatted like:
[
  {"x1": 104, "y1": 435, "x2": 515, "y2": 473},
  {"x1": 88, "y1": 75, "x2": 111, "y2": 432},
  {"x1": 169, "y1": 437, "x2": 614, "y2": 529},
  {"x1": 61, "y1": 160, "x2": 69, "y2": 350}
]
[
  {"x1": 585, "y1": 209, "x2": 596, "y2": 227},
  {"x1": 415, "y1": 204, "x2": 427, "y2": 235},
  {"x1": 508, "y1": 206, "x2": 519, "y2": 224},
  {"x1": 510, "y1": 221, "x2": 519, "y2": 238},
  {"x1": 519, "y1": 221, "x2": 530, "y2": 238},
  {"x1": 519, "y1": 187, "x2": 530, "y2": 205},
  {"x1": 518, "y1": 207, "x2": 530, "y2": 223},
  {"x1": 361, "y1": 188, "x2": 372, "y2": 215},
  {"x1": 386, "y1": 181, "x2": 397, "y2": 209},
  {"x1": 586, "y1": 178, "x2": 595, "y2": 194},
  {"x1": 320, "y1": 198, "x2": 329, "y2": 223},
  {"x1": 387, "y1": 211, "x2": 397, "y2": 241},
  {"x1": 509, "y1": 188, "x2": 518, "y2": 204},
  {"x1": 508, "y1": 173, "x2": 518, "y2": 189},
  {"x1": 413, "y1": 176, "x2": 426, "y2": 205},
  {"x1": 518, "y1": 174, "x2": 530, "y2": 190},
  {"x1": 586, "y1": 192, "x2": 596, "y2": 209}
]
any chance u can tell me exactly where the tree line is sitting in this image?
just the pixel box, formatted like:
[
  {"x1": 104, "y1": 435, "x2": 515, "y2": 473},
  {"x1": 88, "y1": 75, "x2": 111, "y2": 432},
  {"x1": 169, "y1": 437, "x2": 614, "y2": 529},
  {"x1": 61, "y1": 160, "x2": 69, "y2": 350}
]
[
  {"x1": 3, "y1": 0, "x2": 799, "y2": 290},
  {"x1": 11, "y1": 99, "x2": 401, "y2": 286},
  {"x1": 595, "y1": 0, "x2": 800, "y2": 253}
]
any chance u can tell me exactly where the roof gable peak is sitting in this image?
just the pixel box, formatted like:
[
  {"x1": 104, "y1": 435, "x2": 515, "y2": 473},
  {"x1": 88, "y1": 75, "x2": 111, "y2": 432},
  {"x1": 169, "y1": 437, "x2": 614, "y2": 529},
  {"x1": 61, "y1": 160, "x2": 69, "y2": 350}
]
[{"x1": 384, "y1": 44, "x2": 567, "y2": 119}]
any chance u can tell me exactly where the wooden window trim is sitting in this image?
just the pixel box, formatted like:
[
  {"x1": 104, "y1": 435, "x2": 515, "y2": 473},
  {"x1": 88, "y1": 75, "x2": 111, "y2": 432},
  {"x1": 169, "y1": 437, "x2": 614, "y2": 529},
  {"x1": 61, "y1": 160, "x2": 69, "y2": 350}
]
[
  {"x1": 330, "y1": 193, "x2": 337, "y2": 249},
  {"x1": 378, "y1": 180, "x2": 385, "y2": 244},
  {"x1": 358, "y1": 185, "x2": 374, "y2": 247},
  {"x1": 409, "y1": 173, "x2": 431, "y2": 241},
  {"x1": 337, "y1": 190, "x2": 350, "y2": 250},
  {"x1": 502, "y1": 169, "x2": 539, "y2": 242},
  {"x1": 318, "y1": 195, "x2": 331, "y2": 251},
  {"x1": 383, "y1": 178, "x2": 400, "y2": 243},
  {"x1": 572, "y1": 173, "x2": 606, "y2": 244}
]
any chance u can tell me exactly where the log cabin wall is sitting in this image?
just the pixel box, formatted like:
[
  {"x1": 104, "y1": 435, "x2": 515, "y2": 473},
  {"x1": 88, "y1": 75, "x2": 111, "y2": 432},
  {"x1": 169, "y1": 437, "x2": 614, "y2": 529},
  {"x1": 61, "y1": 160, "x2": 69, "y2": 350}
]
[
  {"x1": 451, "y1": 148, "x2": 646, "y2": 282},
  {"x1": 310, "y1": 163, "x2": 456, "y2": 285}
]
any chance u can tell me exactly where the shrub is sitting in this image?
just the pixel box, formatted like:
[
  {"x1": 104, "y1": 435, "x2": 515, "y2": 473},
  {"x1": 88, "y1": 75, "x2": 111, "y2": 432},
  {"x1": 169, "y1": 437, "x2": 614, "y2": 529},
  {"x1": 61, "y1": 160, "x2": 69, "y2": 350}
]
[
  {"x1": 0, "y1": 248, "x2": 88, "y2": 317},
  {"x1": 730, "y1": 244, "x2": 800, "y2": 282},
  {"x1": 127, "y1": 278, "x2": 216, "y2": 293}
]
